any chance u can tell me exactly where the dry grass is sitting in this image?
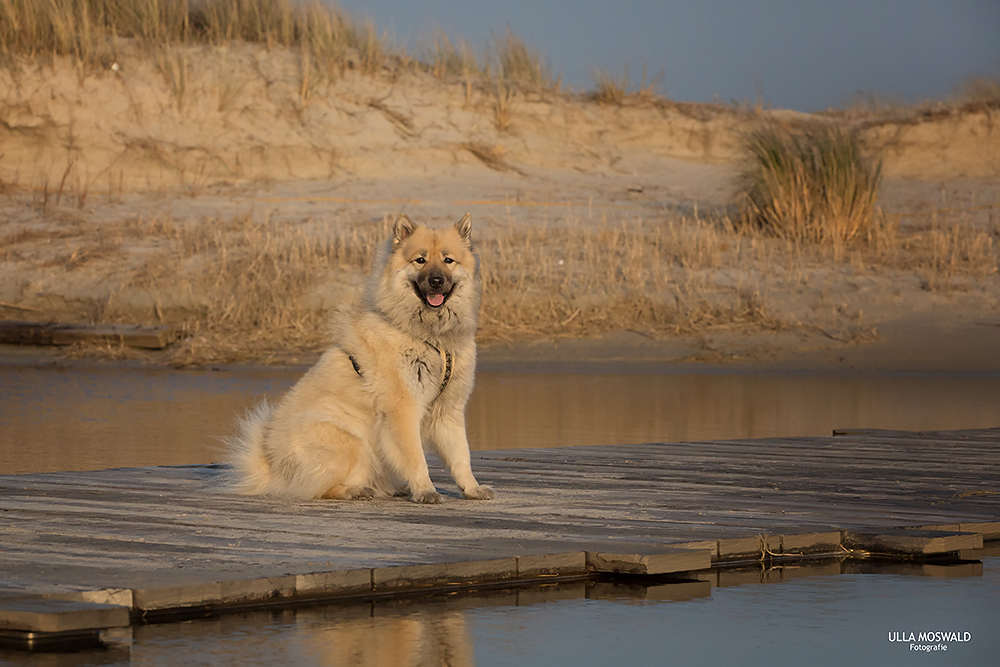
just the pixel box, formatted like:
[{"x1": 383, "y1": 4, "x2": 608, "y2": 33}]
[
  {"x1": 95, "y1": 214, "x2": 385, "y2": 364},
  {"x1": 590, "y1": 65, "x2": 660, "y2": 105},
  {"x1": 590, "y1": 68, "x2": 630, "y2": 105},
  {"x1": 2, "y1": 199, "x2": 997, "y2": 364},
  {"x1": 88, "y1": 212, "x2": 793, "y2": 360},
  {"x1": 487, "y1": 27, "x2": 555, "y2": 91},
  {"x1": 736, "y1": 121, "x2": 884, "y2": 248},
  {"x1": 0, "y1": 0, "x2": 392, "y2": 78},
  {"x1": 476, "y1": 215, "x2": 787, "y2": 341},
  {"x1": 492, "y1": 79, "x2": 515, "y2": 133},
  {"x1": 897, "y1": 218, "x2": 1000, "y2": 293},
  {"x1": 954, "y1": 73, "x2": 1000, "y2": 106},
  {"x1": 422, "y1": 29, "x2": 481, "y2": 80},
  {"x1": 835, "y1": 73, "x2": 1000, "y2": 121},
  {"x1": 461, "y1": 143, "x2": 524, "y2": 174},
  {"x1": 0, "y1": 0, "x2": 563, "y2": 96}
]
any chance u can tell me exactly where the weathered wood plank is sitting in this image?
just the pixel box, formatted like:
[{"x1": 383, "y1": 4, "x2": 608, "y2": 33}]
[
  {"x1": 0, "y1": 599, "x2": 129, "y2": 633},
  {"x1": 587, "y1": 548, "x2": 711, "y2": 575},
  {"x1": 0, "y1": 320, "x2": 175, "y2": 349},
  {"x1": 844, "y1": 529, "x2": 984, "y2": 555}
]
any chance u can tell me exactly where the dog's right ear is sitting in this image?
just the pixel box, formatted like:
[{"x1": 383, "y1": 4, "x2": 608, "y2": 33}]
[{"x1": 393, "y1": 214, "x2": 416, "y2": 244}]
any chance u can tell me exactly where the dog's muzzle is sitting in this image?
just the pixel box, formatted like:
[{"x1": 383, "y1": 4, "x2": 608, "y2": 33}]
[{"x1": 416, "y1": 270, "x2": 453, "y2": 308}]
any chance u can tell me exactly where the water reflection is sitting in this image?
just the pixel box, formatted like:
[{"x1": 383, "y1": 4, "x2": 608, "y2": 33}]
[
  {"x1": 294, "y1": 607, "x2": 474, "y2": 667},
  {"x1": 1, "y1": 556, "x2": 996, "y2": 666},
  {"x1": 0, "y1": 365, "x2": 297, "y2": 474},
  {"x1": 468, "y1": 372, "x2": 1000, "y2": 449},
  {"x1": 2, "y1": 364, "x2": 1000, "y2": 473}
]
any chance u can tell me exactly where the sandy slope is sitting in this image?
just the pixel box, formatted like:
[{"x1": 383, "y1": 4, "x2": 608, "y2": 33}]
[
  {"x1": 1, "y1": 46, "x2": 998, "y2": 370},
  {"x1": 3, "y1": 44, "x2": 998, "y2": 189}
]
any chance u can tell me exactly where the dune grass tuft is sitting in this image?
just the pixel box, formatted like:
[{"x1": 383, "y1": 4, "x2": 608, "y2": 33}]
[
  {"x1": 487, "y1": 27, "x2": 554, "y2": 91},
  {"x1": 737, "y1": 122, "x2": 884, "y2": 245},
  {"x1": 590, "y1": 68, "x2": 629, "y2": 105},
  {"x1": 954, "y1": 74, "x2": 1000, "y2": 107},
  {"x1": 590, "y1": 65, "x2": 659, "y2": 105},
  {"x1": 0, "y1": 0, "x2": 390, "y2": 76},
  {"x1": 422, "y1": 29, "x2": 481, "y2": 79}
]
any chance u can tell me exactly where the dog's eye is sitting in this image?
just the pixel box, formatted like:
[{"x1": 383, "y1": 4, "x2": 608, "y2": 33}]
[
  {"x1": 414, "y1": 257, "x2": 426, "y2": 264},
  {"x1": 443, "y1": 257, "x2": 455, "y2": 264}
]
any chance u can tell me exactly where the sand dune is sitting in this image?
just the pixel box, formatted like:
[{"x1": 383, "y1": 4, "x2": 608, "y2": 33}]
[{"x1": 3, "y1": 43, "x2": 996, "y2": 192}]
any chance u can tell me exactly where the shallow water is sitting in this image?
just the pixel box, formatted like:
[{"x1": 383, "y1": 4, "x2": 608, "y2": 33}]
[
  {"x1": 3, "y1": 364, "x2": 1000, "y2": 473},
  {"x1": 2, "y1": 556, "x2": 997, "y2": 666}
]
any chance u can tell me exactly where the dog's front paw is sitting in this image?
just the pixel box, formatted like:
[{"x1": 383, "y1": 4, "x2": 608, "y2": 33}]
[
  {"x1": 462, "y1": 485, "x2": 496, "y2": 500},
  {"x1": 411, "y1": 489, "x2": 443, "y2": 504}
]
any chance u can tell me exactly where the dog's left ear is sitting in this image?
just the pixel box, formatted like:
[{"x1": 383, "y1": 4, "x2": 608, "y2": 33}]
[{"x1": 454, "y1": 213, "x2": 472, "y2": 243}]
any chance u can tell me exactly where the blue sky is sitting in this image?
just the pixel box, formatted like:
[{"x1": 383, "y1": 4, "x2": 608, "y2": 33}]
[{"x1": 334, "y1": 0, "x2": 1000, "y2": 111}]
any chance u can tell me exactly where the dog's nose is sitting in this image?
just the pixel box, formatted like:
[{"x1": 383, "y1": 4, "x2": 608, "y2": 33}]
[{"x1": 428, "y1": 274, "x2": 445, "y2": 290}]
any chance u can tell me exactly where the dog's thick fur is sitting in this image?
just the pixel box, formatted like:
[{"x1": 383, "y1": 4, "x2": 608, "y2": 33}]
[{"x1": 226, "y1": 213, "x2": 494, "y2": 503}]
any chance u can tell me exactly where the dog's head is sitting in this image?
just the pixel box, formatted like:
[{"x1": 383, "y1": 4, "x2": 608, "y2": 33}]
[
  {"x1": 372, "y1": 213, "x2": 480, "y2": 338},
  {"x1": 391, "y1": 213, "x2": 474, "y2": 310}
]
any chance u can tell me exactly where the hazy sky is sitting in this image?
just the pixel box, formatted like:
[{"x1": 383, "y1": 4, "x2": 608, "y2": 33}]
[{"x1": 334, "y1": 0, "x2": 1000, "y2": 111}]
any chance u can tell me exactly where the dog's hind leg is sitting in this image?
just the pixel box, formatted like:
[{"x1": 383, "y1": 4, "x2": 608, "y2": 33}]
[
  {"x1": 322, "y1": 484, "x2": 376, "y2": 500},
  {"x1": 289, "y1": 421, "x2": 376, "y2": 500},
  {"x1": 426, "y1": 406, "x2": 495, "y2": 500},
  {"x1": 319, "y1": 451, "x2": 378, "y2": 501}
]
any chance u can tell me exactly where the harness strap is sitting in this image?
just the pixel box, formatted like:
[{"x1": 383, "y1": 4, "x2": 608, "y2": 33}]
[
  {"x1": 345, "y1": 344, "x2": 453, "y2": 396},
  {"x1": 423, "y1": 342, "x2": 453, "y2": 395}
]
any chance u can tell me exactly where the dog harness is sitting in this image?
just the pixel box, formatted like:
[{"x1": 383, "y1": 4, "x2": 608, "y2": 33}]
[
  {"x1": 423, "y1": 342, "x2": 454, "y2": 395},
  {"x1": 347, "y1": 343, "x2": 453, "y2": 397}
]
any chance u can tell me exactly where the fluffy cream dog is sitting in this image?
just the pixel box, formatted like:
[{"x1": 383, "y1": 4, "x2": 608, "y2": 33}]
[{"x1": 227, "y1": 213, "x2": 494, "y2": 503}]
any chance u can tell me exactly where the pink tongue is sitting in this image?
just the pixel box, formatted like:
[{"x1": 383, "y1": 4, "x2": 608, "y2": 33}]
[{"x1": 427, "y1": 293, "x2": 445, "y2": 307}]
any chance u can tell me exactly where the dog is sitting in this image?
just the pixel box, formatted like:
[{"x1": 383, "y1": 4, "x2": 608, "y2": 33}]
[{"x1": 226, "y1": 213, "x2": 494, "y2": 503}]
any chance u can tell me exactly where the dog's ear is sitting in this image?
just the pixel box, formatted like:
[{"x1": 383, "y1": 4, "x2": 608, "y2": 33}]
[
  {"x1": 393, "y1": 214, "x2": 416, "y2": 244},
  {"x1": 454, "y1": 213, "x2": 472, "y2": 243}
]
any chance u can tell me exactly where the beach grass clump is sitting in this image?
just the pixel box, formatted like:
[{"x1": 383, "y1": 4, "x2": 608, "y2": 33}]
[
  {"x1": 0, "y1": 0, "x2": 390, "y2": 75},
  {"x1": 589, "y1": 65, "x2": 659, "y2": 105},
  {"x1": 590, "y1": 67, "x2": 630, "y2": 105},
  {"x1": 421, "y1": 29, "x2": 481, "y2": 79},
  {"x1": 954, "y1": 74, "x2": 1000, "y2": 107},
  {"x1": 737, "y1": 122, "x2": 883, "y2": 245},
  {"x1": 487, "y1": 27, "x2": 554, "y2": 90},
  {"x1": 492, "y1": 78, "x2": 515, "y2": 132}
]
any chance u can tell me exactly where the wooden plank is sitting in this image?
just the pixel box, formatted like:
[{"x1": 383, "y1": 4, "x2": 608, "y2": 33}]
[
  {"x1": 718, "y1": 536, "x2": 780, "y2": 560},
  {"x1": 373, "y1": 558, "x2": 519, "y2": 590},
  {"x1": 517, "y1": 552, "x2": 588, "y2": 577},
  {"x1": 295, "y1": 570, "x2": 373, "y2": 598},
  {"x1": 834, "y1": 427, "x2": 1000, "y2": 441},
  {"x1": 587, "y1": 548, "x2": 711, "y2": 575},
  {"x1": 843, "y1": 529, "x2": 984, "y2": 555},
  {"x1": 0, "y1": 599, "x2": 129, "y2": 633},
  {"x1": 961, "y1": 521, "x2": 1000, "y2": 539},
  {"x1": 0, "y1": 320, "x2": 175, "y2": 349}
]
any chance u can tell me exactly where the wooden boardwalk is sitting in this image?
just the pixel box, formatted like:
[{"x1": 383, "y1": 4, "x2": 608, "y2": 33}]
[{"x1": 1, "y1": 428, "x2": 998, "y2": 642}]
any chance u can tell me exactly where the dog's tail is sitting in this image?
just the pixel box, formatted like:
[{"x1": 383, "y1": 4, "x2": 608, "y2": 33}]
[{"x1": 222, "y1": 399, "x2": 275, "y2": 495}]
